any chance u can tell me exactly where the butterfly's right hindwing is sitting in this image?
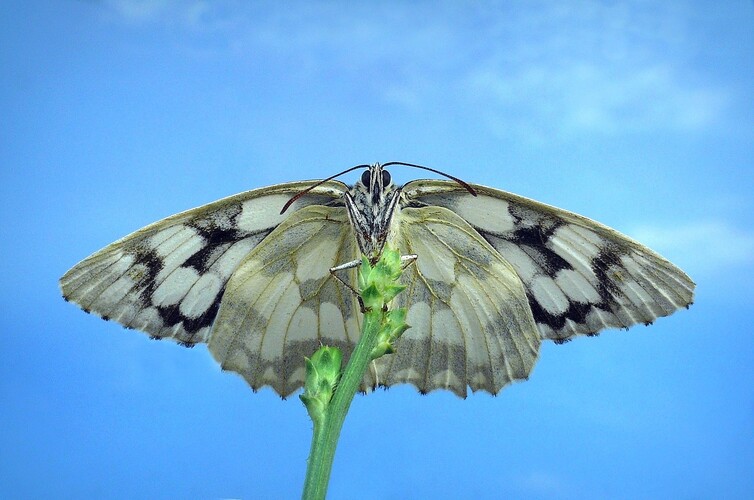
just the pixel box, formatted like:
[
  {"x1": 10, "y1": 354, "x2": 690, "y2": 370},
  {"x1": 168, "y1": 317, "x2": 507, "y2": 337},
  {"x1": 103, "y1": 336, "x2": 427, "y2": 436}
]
[
  {"x1": 374, "y1": 205, "x2": 541, "y2": 397},
  {"x1": 60, "y1": 181, "x2": 347, "y2": 347}
]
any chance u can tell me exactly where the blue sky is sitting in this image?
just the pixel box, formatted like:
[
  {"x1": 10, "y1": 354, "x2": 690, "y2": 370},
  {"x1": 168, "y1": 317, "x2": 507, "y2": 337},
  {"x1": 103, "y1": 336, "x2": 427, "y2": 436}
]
[{"x1": 1, "y1": 1, "x2": 753, "y2": 498}]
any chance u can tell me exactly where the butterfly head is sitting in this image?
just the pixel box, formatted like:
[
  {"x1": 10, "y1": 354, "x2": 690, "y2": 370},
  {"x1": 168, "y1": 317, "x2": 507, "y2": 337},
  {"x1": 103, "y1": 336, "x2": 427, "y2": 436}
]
[
  {"x1": 355, "y1": 163, "x2": 395, "y2": 203},
  {"x1": 346, "y1": 163, "x2": 402, "y2": 264}
]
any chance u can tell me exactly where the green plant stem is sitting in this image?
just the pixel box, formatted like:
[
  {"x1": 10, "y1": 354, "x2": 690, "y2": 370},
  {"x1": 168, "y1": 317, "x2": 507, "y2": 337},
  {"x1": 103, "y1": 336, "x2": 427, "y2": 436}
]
[{"x1": 302, "y1": 310, "x2": 384, "y2": 500}]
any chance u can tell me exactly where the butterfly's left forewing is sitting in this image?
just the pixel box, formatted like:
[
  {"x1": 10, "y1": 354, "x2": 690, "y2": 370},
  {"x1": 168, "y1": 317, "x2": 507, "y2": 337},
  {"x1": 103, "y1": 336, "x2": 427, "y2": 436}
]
[{"x1": 60, "y1": 181, "x2": 347, "y2": 346}]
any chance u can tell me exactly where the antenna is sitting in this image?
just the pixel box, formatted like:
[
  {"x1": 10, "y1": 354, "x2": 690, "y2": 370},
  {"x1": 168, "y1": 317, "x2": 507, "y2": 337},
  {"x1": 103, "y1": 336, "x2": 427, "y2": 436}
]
[
  {"x1": 279, "y1": 164, "x2": 369, "y2": 214},
  {"x1": 280, "y1": 162, "x2": 477, "y2": 214},
  {"x1": 382, "y1": 161, "x2": 477, "y2": 196}
]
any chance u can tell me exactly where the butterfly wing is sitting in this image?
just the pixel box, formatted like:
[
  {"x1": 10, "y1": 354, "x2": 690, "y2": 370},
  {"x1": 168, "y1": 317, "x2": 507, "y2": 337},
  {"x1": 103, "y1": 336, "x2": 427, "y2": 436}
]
[
  {"x1": 403, "y1": 180, "x2": 695, "y2": 343},
  {"x1": 207, "y1": 205, "x2": 362, "y2": 397},
  {"x1": 60, "y1": 181, "x2": 348, "y2": 347},
  {"x1": 371, "y1": 205, "x2": 541, "y2": 397}
]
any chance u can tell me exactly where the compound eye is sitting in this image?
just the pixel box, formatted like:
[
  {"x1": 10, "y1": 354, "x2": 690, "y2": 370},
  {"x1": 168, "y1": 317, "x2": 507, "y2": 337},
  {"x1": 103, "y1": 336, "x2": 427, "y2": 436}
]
[
  {"x1": 381, "y1": 170, "x2": 391, "y2": 186},
  {"x1": 360, "y1": 170, "x2": 371, "y2": 188}
]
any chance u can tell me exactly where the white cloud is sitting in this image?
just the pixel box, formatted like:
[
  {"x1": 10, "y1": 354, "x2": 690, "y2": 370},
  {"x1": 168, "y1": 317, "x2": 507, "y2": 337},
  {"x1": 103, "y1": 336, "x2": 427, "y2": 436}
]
[
  {"x1": 511, "y1": 470, "x2": 586, "y2": 499},
  {"x1": 103, "y1": 0, "x2": 175, "y2": 23},
  {"x1": 630, "y1": 220, "x2": 754, "y2": 274},
  {"x1": 469, "y1": 62, "x2": 728, "y2": 137},
  {"x1": 462, "y1": 2, "x2": 731, "y2": 140},
  {"x1": 102, "y1": 0, "x2": 222, "y2": 30}
]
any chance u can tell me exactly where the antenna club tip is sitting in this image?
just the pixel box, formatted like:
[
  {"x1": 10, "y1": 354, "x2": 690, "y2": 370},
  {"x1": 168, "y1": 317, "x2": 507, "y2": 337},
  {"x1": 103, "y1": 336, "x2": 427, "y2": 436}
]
[{"x1": 280, "y1": 198, "x2": 295, "y2": 214}]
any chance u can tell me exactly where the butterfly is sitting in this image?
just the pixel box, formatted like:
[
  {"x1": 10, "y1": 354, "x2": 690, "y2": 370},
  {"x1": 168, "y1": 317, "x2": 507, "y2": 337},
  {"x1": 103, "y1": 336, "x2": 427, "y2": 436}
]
[{"x1": 60, "y1": 162, "x2": 695, "y2": 398}]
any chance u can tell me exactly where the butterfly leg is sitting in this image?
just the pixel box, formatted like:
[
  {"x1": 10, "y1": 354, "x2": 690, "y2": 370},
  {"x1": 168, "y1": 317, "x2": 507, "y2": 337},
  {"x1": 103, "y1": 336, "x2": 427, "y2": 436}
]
[
  {"x1": 399, "y1": 254, "x2": 418, "y2": 269},
  {"x1": 329, "y1": 254, "x2": 417, "y2": 290},
  {"x1": 329, "y1": 259, "x2": 366, "y2": 311},
  {"x1": 329, "y1": 254, "x2": 418, "y2": 312},
  {"x1": 329, "y1": 259, "x2": 361, "y2": 295}
]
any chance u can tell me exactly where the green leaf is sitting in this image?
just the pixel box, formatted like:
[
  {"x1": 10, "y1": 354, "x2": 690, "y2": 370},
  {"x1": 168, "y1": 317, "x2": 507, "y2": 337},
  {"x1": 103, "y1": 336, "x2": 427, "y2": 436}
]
[{"x1": 300, "y1": 346, "x2": 343, "y2": 422}]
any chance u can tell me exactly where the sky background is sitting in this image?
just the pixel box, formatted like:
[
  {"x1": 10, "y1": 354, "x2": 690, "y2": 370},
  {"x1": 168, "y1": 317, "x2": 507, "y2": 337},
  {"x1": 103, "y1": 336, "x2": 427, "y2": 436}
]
[{"x1": 1, "y1": 1, "x2": 753, "y2": 499}]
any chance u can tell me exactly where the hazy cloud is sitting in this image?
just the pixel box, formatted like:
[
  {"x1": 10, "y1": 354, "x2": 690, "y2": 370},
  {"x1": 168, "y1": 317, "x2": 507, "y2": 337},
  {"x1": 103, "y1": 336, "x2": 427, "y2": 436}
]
[
  {"x1": 631, "y1": 220, "x2": 754, "y2": 274},
  {"x1": 100, "y1": 1, "x2": 733, "y2": 140}
]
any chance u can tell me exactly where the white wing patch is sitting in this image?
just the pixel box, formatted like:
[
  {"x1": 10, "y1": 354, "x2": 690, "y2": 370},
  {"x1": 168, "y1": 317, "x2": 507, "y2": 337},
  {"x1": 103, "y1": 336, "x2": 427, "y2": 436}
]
[{"x1": 403, "y1": 180, "x2": 695, "y2": 343}]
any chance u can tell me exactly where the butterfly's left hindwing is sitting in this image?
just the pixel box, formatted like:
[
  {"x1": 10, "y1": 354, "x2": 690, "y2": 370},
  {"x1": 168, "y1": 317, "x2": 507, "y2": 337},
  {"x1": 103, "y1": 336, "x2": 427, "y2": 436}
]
[
  {"x1": 208, "y1": 205, "x2": 361, "y2": 398},
  {"x1": 60, "y1": 181, "x2": 347, "y2": 346},
  {"x1": 403, "y1": 180, "x2": 695, "y2": 343}
]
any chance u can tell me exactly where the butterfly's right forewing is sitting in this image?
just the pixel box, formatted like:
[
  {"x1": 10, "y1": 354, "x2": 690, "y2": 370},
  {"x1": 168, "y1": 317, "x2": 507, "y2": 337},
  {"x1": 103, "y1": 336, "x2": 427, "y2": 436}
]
[{"x1": 404, "y1": 180, "x2": 695, "y2": 343}]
